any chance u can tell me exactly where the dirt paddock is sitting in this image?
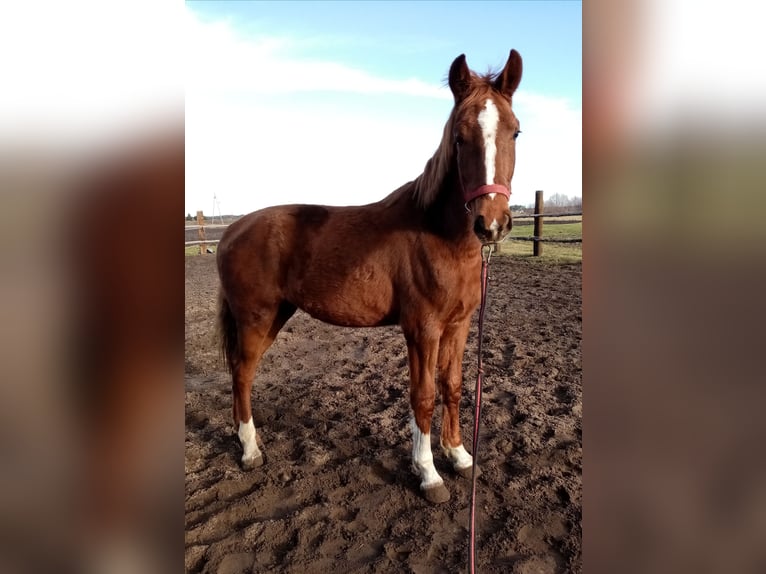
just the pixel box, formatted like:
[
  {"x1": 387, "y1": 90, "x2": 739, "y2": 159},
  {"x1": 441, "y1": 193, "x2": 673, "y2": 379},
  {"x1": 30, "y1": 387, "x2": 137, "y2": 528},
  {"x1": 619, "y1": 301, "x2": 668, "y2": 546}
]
[{"x1": 185, "y1": 254, "x2": 581, "y2": 573}]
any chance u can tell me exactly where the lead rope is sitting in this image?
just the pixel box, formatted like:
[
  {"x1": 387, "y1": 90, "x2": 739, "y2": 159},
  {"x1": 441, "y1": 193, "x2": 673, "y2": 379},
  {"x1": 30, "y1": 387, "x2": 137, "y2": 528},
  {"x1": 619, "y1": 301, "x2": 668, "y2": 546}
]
[{"x1": 468, "y1": 243, "x2": 494, "y2": 574}]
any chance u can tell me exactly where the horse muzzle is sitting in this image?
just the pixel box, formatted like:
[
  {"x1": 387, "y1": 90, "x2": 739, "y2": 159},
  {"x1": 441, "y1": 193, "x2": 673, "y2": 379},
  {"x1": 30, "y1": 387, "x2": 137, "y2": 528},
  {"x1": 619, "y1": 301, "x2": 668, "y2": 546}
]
[
  {"x1": 473, "y1": 212, "x2": 512, "y2": 243},
  {"x1": 464, "y1": 184, "x2": 512, "y2": 243}
]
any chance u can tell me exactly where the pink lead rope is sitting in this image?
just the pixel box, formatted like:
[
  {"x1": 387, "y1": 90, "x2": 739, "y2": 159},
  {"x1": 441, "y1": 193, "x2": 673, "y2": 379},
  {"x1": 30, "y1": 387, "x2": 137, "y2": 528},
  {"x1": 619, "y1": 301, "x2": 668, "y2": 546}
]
[{"x1": 468, "y1": 243, "x2": 494, "y2": 574}]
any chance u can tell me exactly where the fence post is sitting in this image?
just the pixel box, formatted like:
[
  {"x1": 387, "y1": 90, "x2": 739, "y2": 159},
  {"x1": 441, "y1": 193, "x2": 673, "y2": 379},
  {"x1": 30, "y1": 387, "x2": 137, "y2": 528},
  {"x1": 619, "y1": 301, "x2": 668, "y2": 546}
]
[
  {"x1": 196, "y1": 210, "x2": 206, "y2": 255},
  {"x1": 533, "y1": 190, "x2": 544, "y2": 256}
]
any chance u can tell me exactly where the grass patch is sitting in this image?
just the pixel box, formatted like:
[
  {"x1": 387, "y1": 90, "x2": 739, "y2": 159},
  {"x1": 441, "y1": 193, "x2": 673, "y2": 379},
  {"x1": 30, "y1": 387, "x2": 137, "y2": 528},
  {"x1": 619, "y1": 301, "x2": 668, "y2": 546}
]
[
  {"x1": 185, "y1": 245, "x2": 217, "y2": 256},
  {"x1": 495, "y1": 240, "x2": 582, "y2": 263},
  {"x1": 509, "y1": 221, "x2": 582, "y2": 239},
  {"x1": 515, "y1": 214, "x2": 582, "y2": 224},
  {"x1": 496, "y1": 220, "x2": 582, "y2": 263}
]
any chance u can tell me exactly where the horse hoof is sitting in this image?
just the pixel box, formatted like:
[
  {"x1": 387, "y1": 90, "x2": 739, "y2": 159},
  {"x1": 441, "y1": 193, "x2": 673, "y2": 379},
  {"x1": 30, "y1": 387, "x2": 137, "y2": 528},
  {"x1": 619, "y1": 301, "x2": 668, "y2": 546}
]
[
  {"x1": 241, "y1": 454, "x2": 263, "y2": 470},
  {"x1": 422, "y1": 483, "x2": 450, "y2": 504},
  {"x1": 456, "y1": 464, "x2": 480, "y2": 480}
]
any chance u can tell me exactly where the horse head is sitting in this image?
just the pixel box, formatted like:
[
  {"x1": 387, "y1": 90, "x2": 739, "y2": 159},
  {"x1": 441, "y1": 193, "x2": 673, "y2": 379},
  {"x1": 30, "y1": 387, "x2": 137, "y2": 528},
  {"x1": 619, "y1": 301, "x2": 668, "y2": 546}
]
[{"x1": 449, "y1": 50, "x2": 522, "y2": 244}]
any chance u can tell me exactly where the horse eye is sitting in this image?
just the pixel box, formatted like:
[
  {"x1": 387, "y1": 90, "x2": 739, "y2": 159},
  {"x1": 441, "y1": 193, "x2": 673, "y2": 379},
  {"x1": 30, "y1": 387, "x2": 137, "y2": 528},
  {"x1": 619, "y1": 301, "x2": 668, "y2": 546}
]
[{"x1": 514, "y1": 130, "x2": 522, "y2": 140}]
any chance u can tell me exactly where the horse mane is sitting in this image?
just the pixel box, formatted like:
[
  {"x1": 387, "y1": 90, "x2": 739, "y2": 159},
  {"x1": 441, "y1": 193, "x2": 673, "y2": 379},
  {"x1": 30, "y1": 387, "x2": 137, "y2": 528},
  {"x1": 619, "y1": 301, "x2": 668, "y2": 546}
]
[
  {"x1": 410, "y1": 114, "x2": 456, "y2": 208},
  {"x1": 410, "y1": 72, "x2": 502, "y2": 208}
]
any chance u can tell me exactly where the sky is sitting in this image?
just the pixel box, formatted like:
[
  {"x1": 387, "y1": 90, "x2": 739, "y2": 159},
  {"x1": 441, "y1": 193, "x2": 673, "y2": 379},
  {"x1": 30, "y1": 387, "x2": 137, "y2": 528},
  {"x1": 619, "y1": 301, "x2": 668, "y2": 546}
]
[{"x1": 185, "y1": 1, "x2": 582, "y2": 216}]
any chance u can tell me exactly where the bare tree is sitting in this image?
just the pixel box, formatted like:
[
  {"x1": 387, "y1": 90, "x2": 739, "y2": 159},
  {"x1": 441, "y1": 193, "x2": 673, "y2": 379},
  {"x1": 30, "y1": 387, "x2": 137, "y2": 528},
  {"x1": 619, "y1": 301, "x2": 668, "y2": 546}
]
[{"x1": 545, "y1": 193, "x2": 582, "y2": 214}]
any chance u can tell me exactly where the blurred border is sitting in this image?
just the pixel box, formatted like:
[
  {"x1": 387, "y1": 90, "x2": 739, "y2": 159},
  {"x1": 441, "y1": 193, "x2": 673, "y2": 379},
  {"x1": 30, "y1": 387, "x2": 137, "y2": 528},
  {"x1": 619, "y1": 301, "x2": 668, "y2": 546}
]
[
  {"x1": 1, "y1": 2, "x2": 184, "y2": 572},
  {"x1": 585, "y1": 0, "x2": 766, "y2": 572}
]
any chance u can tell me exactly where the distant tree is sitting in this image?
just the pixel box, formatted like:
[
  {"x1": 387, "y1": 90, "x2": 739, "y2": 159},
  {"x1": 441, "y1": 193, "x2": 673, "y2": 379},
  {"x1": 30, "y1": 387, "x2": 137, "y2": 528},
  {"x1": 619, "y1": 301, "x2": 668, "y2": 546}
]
[
  {"x1": 547, "y1": 193, "x2": 569, "y2": 208},
  {"x1": 545, "y1": 193, "x2": 582, "y2": 214},
  {"x1": 186, "y1": 213, "x2": 193, "y2": 221}
]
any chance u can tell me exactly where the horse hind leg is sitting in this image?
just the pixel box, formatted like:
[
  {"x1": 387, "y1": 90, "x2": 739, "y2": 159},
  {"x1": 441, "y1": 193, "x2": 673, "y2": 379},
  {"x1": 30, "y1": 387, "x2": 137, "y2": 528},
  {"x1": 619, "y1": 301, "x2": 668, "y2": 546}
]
[{"x1": 230, "y1": 302, "x2": 296, "y2": 470}]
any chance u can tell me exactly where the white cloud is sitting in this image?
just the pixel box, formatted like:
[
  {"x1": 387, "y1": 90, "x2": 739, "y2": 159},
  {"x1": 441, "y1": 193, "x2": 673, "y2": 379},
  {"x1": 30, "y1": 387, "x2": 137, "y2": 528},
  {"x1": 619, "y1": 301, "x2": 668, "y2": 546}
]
[
  {"x1": 184, "y1": 9, "x2": 450, "y2": 100},
  {"x1": 185, "y1": 98, "x2": 442, "y2": 215}
]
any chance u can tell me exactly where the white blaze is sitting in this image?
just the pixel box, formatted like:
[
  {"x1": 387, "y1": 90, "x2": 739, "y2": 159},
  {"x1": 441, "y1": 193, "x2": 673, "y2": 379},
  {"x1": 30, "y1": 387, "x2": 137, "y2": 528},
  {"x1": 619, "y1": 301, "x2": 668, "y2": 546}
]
[{"x1": 477, "y1": 98, "x2": 499, "y2": 186}]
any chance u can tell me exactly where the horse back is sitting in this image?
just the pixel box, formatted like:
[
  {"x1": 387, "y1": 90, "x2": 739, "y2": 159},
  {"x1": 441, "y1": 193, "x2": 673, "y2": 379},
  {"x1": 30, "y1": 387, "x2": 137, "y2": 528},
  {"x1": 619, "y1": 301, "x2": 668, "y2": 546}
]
[{"x1": 218, "y1": 203, "x2": 403, "y2": 327}]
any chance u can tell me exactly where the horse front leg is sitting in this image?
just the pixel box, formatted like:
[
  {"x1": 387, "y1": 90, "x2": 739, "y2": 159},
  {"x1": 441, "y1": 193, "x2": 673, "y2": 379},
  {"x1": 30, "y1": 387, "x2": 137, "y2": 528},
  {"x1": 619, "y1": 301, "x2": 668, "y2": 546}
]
[
  {"x1": 437, "y1": 318, "x2": 477, "y2": 479},
  {"x1": 405, "y1": 327, "x2": 451, "y2": 504}
]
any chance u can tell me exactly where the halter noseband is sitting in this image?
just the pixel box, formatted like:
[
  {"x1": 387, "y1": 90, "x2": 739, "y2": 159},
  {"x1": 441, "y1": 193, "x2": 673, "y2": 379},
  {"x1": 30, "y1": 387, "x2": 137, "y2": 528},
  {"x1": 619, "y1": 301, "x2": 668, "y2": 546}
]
[{"x1": 463, "y1": 183, "x2": 510, "y2": 204}]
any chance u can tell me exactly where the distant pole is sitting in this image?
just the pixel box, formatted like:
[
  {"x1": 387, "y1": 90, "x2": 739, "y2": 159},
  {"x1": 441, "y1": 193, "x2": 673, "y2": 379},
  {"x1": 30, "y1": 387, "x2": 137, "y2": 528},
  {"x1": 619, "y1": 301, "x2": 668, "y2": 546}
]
[
  {"x1": 196, "y1": 210, "x2": 206, "y2": 255},
  {"x1": 213, "y1": 193, "x2": 224, "y2": 225},
  {"x1": 533, "y1": 190, "x2": 544, "y2": 256}
]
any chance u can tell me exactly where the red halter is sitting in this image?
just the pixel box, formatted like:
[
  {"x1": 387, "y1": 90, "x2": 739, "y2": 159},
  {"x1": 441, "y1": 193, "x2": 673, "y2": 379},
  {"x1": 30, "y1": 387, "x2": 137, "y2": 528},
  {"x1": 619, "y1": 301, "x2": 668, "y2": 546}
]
[{"x1": 463, "y1": 183, "x2": 510, "y2": 204}]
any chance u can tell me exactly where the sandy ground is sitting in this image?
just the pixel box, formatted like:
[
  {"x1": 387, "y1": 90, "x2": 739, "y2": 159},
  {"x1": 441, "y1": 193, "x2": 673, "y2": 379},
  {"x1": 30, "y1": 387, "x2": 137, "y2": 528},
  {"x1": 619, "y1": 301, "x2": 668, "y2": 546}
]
[{"x1": 185, "y1": 254, "x2": 581, "y2": 573}]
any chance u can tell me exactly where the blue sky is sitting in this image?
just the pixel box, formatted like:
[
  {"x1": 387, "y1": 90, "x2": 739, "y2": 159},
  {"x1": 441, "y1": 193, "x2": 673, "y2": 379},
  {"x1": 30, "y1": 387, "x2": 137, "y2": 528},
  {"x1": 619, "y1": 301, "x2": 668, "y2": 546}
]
[{"x1": 185, "y1": 1, "x2": 581, "y2": 215}]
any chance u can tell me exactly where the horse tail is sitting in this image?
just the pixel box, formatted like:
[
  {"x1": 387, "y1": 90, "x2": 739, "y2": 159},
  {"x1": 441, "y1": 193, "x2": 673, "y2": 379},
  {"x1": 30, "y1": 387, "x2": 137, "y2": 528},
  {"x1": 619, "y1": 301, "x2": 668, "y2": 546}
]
[{"x1": 218, "y1": 290, "x2": 238, "y2": 373}]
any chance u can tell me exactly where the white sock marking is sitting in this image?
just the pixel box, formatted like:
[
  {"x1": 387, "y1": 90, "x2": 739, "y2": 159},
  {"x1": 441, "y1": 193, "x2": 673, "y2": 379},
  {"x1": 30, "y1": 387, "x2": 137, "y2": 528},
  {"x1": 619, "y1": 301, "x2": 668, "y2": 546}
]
[
  {"x1": 410, "y1": 417, "x2": 443, "y2": 488},
  {"x1": 441, "y1": 440, "x2": 473, "y2": 470},
  {"x1": 477, "y1": 98, "x2": 499, "y2": 185},
  {"x1": 238, "y1": 417, "x2": 261, "y2": 461}
]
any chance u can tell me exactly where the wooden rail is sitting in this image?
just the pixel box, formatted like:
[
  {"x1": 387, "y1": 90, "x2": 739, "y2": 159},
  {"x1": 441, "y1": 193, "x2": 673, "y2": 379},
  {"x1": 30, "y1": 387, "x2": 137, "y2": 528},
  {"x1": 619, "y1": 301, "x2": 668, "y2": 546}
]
[
  {"x1": 512, "y1": 237, "x2": 582, "y2": 243},
  {"x1": 185, "y1": 191, "x2": 581, "y2": 256},
  {"x1": 515, "y1": 211, "x2": 582, "y2": 219},
  {"x1": 183, "y1": 224, "x2": 230, "y2": 230}
]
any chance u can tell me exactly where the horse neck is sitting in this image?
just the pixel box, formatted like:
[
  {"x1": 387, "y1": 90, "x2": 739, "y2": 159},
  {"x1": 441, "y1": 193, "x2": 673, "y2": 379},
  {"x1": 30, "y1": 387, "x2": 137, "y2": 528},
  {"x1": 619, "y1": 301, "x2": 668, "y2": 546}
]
[
  {"x1": 385, "y1": 120, "x2": 479, "y2": 250},
  {"x1": 406, "y1": 115, "x2": 477, "y2": 245},
  {"x1": 423, "y1": 163, "x2": 478, "y2": 245}
]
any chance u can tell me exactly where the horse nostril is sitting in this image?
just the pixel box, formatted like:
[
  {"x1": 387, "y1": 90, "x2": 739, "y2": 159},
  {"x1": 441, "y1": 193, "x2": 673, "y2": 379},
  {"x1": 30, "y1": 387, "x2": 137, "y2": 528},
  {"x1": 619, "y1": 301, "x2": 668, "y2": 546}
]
[
  {"x1": 505, "y1": 212, "x2": 512, "y2": 230},
  {"x1": 473, "y1": 215, "x2": 487, "y2": 236}
]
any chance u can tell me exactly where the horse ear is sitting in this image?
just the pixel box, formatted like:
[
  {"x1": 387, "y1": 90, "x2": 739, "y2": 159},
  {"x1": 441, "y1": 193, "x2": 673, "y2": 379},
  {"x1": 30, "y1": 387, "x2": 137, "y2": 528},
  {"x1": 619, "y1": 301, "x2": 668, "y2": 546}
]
[
  {"x1": 448, "y1": 54, "x2": 472, "y2": 102},
  {"x1": 494, "y1": 49, "x2": 523, "y2": 98}
]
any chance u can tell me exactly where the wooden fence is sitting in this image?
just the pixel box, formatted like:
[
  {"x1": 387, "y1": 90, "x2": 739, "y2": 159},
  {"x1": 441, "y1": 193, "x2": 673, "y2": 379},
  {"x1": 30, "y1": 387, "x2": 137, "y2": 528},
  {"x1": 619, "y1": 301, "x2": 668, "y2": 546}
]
[
  {"x1": 185, "y1": 211, "x2": 225, "y2": 254},
  {"x1": 185, "y1": 191, "x2": 581, "y2": 256},
  {"x1": 510, "y1": 190, "x2": 582, "y2": 256}
]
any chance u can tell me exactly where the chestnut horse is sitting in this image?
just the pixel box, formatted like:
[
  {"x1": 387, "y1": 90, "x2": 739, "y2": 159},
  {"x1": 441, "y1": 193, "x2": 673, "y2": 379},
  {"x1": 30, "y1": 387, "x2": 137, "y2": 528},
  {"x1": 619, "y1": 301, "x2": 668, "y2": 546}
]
[{"x1": 217, "y1": 50, "x2": 522, "y2": 503}]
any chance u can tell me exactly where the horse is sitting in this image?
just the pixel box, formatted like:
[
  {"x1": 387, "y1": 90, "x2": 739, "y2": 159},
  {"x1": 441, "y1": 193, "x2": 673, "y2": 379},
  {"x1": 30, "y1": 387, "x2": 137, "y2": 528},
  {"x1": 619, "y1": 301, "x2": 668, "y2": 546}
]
[{"x1": 216, "y1": 50, "x2": 522, "y2": 503}]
